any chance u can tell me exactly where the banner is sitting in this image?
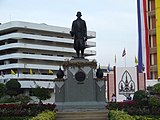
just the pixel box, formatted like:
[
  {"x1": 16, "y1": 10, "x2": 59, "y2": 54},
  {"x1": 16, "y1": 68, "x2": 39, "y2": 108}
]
[
  {"x1": 116, "y1": 67, "x2": 137, "y2": 101},
  {"x1": 137, "y1": 0, "x2": 150, "y2": 78}
]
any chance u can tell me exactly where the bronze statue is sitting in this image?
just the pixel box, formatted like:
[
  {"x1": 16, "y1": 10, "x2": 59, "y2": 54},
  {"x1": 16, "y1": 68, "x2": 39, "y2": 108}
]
[{"x1": 70, "y1": 11, "x2": 87, "y2": 58}]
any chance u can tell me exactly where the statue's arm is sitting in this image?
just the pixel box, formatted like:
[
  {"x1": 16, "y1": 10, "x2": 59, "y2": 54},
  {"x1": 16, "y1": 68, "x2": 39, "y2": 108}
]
[
  {"x1": 84, "y1": 21, "x2": 87, "y2": 41},
  {"x1": 70, "y1": 21, "x2": 75, "y2": 37}
]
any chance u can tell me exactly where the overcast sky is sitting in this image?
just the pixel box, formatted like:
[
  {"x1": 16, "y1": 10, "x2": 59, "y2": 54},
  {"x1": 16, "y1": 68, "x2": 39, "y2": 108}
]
[{"x1": 0, "y1": 0, "x2": 138, "y2": 67}]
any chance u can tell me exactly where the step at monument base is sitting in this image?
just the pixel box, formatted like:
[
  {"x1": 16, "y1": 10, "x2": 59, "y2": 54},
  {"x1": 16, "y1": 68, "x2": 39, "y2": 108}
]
[{"x1": 56, "y1": 110, "x2": 108, "y2": 120}]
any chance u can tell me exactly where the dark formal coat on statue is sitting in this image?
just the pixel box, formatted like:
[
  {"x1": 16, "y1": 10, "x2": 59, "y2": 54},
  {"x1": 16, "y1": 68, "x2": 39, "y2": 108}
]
[{"x1": 70, "y1": 11, "x2": 87, "y2": 58}]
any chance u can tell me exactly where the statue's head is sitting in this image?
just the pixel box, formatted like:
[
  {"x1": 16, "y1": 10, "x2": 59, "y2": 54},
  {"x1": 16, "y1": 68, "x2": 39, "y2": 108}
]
[{"x1": 76, "y1": 11, "x2": 82, "y2": 18}]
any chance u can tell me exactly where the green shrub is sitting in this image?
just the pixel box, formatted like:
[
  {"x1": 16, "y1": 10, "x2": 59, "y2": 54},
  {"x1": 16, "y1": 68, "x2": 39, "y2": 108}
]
[
  {"x1": 32, "y1": 87, "x2": 51, "y2": 103},
  {"x1": 30, "y1": 110, "x2": 56, "y2": 120},
  {"x1": 0, "y1": 116, "x2": 30, "y2": 120},
  {"x1": 152, "y1": 83, "x2": 160, "y2": 95},
  {"x1": 133, "y1": 90, "x2": 148, "y2": 106},
  {"x1": 108, "y1": 110, "x2": 135, "y2": 120},
  {"x1": 0, "y1": 103, "x2": 56, "y2": 117},
  {"x1": 107, "y1": 102, "x2": 119, "y2": 110},
  {"x1": 108, "y1": 110, "x2": 160, "y2": 120},
  {"x1": 15, "y1": 94, "x2": 31, "y2": 104},
  {"x1": 148, "y1": 95, "x2": 160, "y2": 107},
  {"x1": 0, "y1": 83, "x2": 6, "y2": 98},
  {"x1": 0, "y1": 94, "x2": 31, "y2": 104},
  {"x1": 6, "y1": 80, "x2": 21, "y2": 97},
  {"x1": 133, "y1": 115, "x2": 153, "y2": 120}
]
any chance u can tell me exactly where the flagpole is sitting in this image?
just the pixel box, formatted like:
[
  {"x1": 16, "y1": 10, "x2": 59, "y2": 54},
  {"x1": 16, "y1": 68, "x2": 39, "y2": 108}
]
[
  {"x1": 115, "y1": 54, "x2": 116, "y2": 66},
  {"x1": 125, "y1": 55, "x2": 126, "y2": 67}
]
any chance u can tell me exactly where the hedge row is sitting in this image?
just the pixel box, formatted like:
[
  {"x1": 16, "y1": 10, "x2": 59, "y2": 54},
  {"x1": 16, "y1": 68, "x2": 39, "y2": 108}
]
[
  {"x1": 108, "y1": 110, "x2": 160, "y2": 120},
  {"x1": 107, "y1": 101, "x2": 160, "y2": 115},
  {"x1": 0, "y1": 103, "x2": 56, "y2": 117},
  {"x1": 0, "y1": 116, "x2": 30, "y2": 120}
]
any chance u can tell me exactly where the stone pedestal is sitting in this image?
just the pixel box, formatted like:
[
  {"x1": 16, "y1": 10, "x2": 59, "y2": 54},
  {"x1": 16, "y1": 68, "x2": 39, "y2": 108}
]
[{"x1": 55, "y1": 59, "x2": 106, "y2": 111}]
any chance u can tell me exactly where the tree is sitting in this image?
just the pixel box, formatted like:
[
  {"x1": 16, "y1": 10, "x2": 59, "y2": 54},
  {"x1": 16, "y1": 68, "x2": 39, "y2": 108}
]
[
  {"x1": 133, "y1": 90, "x2": 148, "y2": 106},
  {"x1": 6, "y1": 80, "x2": 21, "y2": 97},
  {"x1": 148, "y1": 95, "x2": 160, "y2": 107},
  {"x1": 32, "y1": 86, "x2": 51, "y2": 103},
  {"x1": 0, "y1": 83, "x2": 6, "y2": 98},
  {"x1": 152, "y1": 83, "x2": 160, "y2": 96},
  {"x1": 148, "y1": 83, "x2": 160, "y2": 108},
  {"x1": 16, "y1": 94, "x2": 31, "y2": 104}
]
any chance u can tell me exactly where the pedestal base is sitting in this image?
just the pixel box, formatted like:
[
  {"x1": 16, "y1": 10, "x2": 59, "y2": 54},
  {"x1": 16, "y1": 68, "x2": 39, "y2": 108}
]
[
  {"x1": 56, "y1": 101, "x2": 107, "y2": 111},
  {"x1": 55, "y1": 59, "x2": 106, "y2": 111}
]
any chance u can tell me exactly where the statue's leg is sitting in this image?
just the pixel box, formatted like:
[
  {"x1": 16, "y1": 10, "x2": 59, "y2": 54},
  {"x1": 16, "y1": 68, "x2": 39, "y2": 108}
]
[
  {"x1": 76, "y1": 50, "x2": 80, "y2": 58},
  {"x1": 81, "y1": 49, "x2": 84, "y2": 58},
  {"x1": 74, "y1": 39, "x2": 80, "y2": 58},
  {"x1": 80, "y1": 39, "x2": 85, "y2": 58}
]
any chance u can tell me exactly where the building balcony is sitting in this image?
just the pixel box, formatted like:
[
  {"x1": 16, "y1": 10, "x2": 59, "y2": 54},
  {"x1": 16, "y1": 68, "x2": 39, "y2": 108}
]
[
  {"x1": 19, "y1": 80, "x2": 55, "y2": 89},
  {"x1": 0, "y1": 74, "x2": 57, "y2": 81},
  {"x1": 149, "y1": 29, "x2": 156, "y2": 35},
  {"x1": 150, "y1": 47, "x2": 157, "y2": 54},
  {"x1": 150, "y1": 65, "x2": 157, "y2": 72},
  {"x1": 0, "y1": 53, "x2": 70, "y2": 62},
  {"x1": 0, "y1": 63, "x2": 59, "y2": 71},
  {"x1": 0, "y1": 43, "x2": 96, "y2": 56},
  {"x1": 0, "y1": 33, "x2": 96, "y2": 48},
  {"x1": 0, "y1": 74, "x2": 57, "y2": 89},
  {"x1": 0, "y1": 21, "x2": 96, "y2": 39},
  {"x1": 148, "y1": 10, "x2": 155, "y2": 17}
]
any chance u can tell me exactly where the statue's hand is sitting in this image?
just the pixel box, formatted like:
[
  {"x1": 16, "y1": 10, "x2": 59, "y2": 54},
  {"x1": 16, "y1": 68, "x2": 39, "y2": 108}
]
[
  {"x1": 84, "y1": 37, "x2": 87, "y2": 41},
  {"x1": 70, "y1": 31, "x2": 74, "y2": 37}
]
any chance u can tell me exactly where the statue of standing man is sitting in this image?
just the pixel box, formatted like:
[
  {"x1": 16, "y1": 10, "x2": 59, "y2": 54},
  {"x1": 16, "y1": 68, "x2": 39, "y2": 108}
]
[{"x1": 70, "y1": 11, "x2": 87, "y2": 58}]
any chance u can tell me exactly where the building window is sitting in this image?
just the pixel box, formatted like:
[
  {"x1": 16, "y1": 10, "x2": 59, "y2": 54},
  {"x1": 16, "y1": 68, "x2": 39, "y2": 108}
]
[
  {"x1": 41, "y1": 73, "x2": 48, "y2": 75},
  {"x1": 149, "y1": 17, "x2": 153, "y2": 29},
  {"x1": 150, "y1": 72, "x2": 154, "y2": 79},
  {"x1": 152, "y1": 35, "x2": 156, "y2": 47},
  {"x1": 0, "y1": 61, "x2": 3, "y2": 65},
  {"x1": 151, "y1": 16, "x2": 156, "y2": 29},
  {"x1": 57, "y1": 55, "x2": 64, "y2": 57},
  {"x1": 155, "y1": 71, "x2": 158, "y2": 79},
  {"x1": 151, "y1": 0, "x2": 155, "y2": 11},
  {"x1": 154, "y1": 53, "x2": 157, "y2": 65},
  {"x1": 148, "y1": 16, "x2": 151, "y2": 29},
  {"x1": 4, "y1": 60, "x2": 10, "y2": 65},
  {"x1": 23, "y1": 72, "x2": 29, "y2": 74},
  {"x1": 149, "y1": 35, "x2": 156, "y2": 48},
  {"x1": 149, "y1": 53, "x2": 156, "y2": 66},
  {"x1": 149, "y1": 36, "x2": 152, "y2": 48},
  {"x1": 42, "y1": 53, "x2": 53, "y2": 56},
  {"x1": 150, "y1": 54, "x2": 154, "y2": 65}
]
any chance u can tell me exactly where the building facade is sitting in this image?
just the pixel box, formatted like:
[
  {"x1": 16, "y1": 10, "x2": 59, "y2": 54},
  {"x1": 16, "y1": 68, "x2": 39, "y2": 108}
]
[
  {"x1": 137, "y1": 0, "x2": 160, "y2": 79},
  {"x1": 147, "y1": 0, "x2": 160, "y2": 79},
  {"x1": 0, "y1": 21, "x2": 96, "y2": 102}
]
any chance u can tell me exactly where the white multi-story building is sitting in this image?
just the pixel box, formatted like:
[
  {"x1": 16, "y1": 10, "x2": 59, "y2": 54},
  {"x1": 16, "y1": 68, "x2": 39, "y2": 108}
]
[{"x1": 0, "y1": 21, "x2": 96, "y2": 102}]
